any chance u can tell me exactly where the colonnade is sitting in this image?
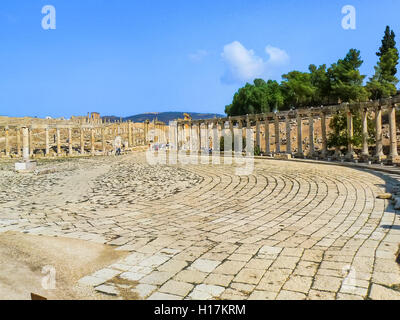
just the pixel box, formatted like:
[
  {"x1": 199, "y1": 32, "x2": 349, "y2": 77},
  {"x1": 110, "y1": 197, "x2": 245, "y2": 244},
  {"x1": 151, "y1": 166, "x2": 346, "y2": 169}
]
[
  {"x1": 0, "y1": 120, "x2": 167, "y2": 158},
  {"x1": 176, "y1": 96, "x2": 400, "y2": 163}
]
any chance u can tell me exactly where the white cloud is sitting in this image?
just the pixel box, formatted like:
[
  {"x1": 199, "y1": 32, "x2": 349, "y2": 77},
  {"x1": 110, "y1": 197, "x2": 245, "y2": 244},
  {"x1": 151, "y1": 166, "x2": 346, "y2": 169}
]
[
  {"x1": 265, "y1": 45, "x2": 290, "y2": 66},
  {"x1": 188, "y1": 50, "x2": 209, "y2": 62},
  {"x1": 221, "y1": 41, "x2": 289, "y2": 84}
]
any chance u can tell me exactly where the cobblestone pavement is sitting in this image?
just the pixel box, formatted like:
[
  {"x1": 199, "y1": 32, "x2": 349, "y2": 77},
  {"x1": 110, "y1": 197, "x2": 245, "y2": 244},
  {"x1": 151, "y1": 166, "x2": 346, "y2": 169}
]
[{"x1": 1, "y1": 153, "x2": 400, "y2": 300}]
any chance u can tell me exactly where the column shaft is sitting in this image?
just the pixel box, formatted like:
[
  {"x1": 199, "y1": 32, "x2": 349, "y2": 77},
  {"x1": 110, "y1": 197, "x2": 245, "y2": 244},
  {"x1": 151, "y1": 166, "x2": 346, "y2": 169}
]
[
  {"x1": 274, "y1": 115, "x2": 280, "y2": 154},
  {"x1": 346, "y1": 111, "x2": 355, "y2": 159},
  {"x1": 45, "y1": 127, "x2": 50, "y2": 156},
  {"x1": 22, "y1": 127, "x2": 29, "y2": 161},
  {"x1": 321, "y1": 112, "x2": 327, "y2": 158},
  {"x1": 389, "y1": 104, "x2": 399, "y2": 162},
  {"x1": 56, "y1": 128, "x2": 61, "y2": 156},
  {"x1": 361, "y1": 108, "x2": 369, "y2": 158},
  {"x1": 286, "y1": 117, "x2": 291, "y2": 154},
  {"x1": 309, "y1": 113, "x2": 315, "y2": 157},
  {"x1": 102, "y1": 127, "x2": 107, "y2": 155},
  {"x1": 68, "y1": 128, "x2": 73, "y2": 155},
  {"x1": 91, "y1": 128, "x2": 95, "y2": 155},
  {"x1": 29, "y1": 128, "x2": 34, "y2": 157},
  {"x1": 264, "y1": 118, "x2": 270, "y2": 154},
  {"x1": 375, "y1": 106, "x2": 384, "y2": 159},
  {"x1": 296, "y1": 114, "x2": 304, "y2": 158},
  {"x1": 17, "y1": 127, "x2": 21, "y2": 156},
  {"x1": 80, "y1": 128, "x2": 85, "y2": 154},
  {"x1": 4, "y1": 127, "x2": 10, "y2": 156}
]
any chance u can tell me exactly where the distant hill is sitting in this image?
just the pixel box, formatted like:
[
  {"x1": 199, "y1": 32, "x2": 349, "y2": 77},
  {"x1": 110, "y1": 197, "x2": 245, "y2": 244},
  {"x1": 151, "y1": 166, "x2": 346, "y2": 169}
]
[{"x1": 103, "y1": 112, "x2": 225, "y2": 123}]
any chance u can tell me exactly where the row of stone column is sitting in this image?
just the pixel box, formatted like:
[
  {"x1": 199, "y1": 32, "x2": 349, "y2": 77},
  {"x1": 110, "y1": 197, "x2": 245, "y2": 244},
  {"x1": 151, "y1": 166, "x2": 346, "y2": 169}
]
[
  {"x1": 1, "y1": 123, "x2": 153, "y2": 158},
  {"x1": 176, "y1": 104, "x2": 400, "y2": 163}
]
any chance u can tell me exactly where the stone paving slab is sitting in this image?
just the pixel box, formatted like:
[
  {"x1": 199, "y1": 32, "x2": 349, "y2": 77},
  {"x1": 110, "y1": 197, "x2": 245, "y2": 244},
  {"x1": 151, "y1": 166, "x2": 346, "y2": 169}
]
[{"x1": 1, "y1": 153, "x2": 400, "y2": 299}]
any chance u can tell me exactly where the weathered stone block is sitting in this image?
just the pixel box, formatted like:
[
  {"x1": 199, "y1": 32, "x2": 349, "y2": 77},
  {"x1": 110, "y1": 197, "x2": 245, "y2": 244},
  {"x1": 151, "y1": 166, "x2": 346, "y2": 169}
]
[
  {"x1": 274, "y1": 154, "x2": 292, "y2": 160},
  {"x1": 15, "y1": 161, "x2": 36, "y2": 172}
]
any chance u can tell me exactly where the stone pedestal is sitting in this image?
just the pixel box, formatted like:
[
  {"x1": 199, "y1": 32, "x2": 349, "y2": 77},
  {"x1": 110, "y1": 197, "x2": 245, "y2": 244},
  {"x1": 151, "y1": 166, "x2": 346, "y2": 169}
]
[{"x1": 15, "y1": 161, "x2": 37, "y2": 172}]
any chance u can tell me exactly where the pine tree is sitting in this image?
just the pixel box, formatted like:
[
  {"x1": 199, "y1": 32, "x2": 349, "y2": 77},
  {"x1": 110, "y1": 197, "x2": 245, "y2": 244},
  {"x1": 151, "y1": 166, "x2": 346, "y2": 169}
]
[
  {"x1": 377, "y1": 26, "x2": 396, "y2": 60},
  {"x1": 367, "y1": 26, "x2": 399, "y2": 100},
  {"x1": 328, "y1": 49, "x2": 369, "y2": 103}
]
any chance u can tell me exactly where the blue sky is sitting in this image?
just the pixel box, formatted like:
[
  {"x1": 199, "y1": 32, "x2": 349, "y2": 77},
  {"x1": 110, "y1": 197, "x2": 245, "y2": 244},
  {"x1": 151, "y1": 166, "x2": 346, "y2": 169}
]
[{"x1": 0, "y1": 0, "x2": 399, "y2": 118}]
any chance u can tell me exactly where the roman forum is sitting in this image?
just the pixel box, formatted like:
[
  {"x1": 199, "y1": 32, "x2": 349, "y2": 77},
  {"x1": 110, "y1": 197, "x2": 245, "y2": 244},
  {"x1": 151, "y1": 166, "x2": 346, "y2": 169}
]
[{"x1": 1, "y1": 96, "x2": 400, "y2": 300}]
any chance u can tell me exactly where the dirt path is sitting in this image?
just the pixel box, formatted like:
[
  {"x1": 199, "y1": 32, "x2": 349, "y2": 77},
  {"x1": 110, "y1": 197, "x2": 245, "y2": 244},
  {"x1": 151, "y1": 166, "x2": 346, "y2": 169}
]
[{"x1": 0, "y1": 231, "x2": 127, "y2": 300}]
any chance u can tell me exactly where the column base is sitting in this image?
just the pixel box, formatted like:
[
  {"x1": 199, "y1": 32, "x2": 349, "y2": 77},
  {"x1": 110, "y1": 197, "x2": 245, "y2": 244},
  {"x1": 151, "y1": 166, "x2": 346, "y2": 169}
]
[
  {"x1": 345, "y1": 152, "x2": 358, "y2": 161},
  {"x1": 373, "y1": 154, "x2": 387, "y2": 163},
  {"x1": 359, "y1": 154, "x2": 370, "y2": 162},
  {"x1": 295, "y1": 153, "x2": 305, "y2": 159}
]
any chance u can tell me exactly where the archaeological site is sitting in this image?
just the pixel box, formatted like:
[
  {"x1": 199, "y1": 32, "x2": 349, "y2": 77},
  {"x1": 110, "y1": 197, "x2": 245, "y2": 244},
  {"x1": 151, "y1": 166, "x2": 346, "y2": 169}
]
[{"x1": 1, "y1": 1, "x2": 400, "y2": 311}]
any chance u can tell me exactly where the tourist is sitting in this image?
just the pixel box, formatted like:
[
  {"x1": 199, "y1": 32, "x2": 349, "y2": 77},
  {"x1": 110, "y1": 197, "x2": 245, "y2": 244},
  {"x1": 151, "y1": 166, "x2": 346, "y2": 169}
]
[{"x1": 114, "y1": 136, "x2": 122, "y2": 156}]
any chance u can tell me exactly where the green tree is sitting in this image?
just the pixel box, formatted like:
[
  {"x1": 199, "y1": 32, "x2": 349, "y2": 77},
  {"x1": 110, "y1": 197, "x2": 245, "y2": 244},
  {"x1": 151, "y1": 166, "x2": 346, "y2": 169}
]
[
  {"x1": 225, "y1": 79, "x2": 284, "y2": 116},
  {"x1": 280, "y1": 71, "x2": 315, "y2": 108},
  {"x1": 328, "y1": 49, "x2": 369, "y2": 103},
  {"x1": 367, "y1": 48, "x2": 399, "y2": 99},
  {"x1": 377, "y1": 26, "x2": 396, "y2": 60},
  {"x1": 309, "y1": 64, "x2": 332, "y2": 105},
  {"x1": 367, "y1": 27, "x2": 399, "y2": 99}
]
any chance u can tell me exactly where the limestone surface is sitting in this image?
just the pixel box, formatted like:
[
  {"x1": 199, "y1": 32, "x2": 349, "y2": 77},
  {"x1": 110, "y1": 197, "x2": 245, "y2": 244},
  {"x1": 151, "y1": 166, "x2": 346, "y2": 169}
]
[{"x1": 1, "y1": 153, "x2": 400, "y2": 300}]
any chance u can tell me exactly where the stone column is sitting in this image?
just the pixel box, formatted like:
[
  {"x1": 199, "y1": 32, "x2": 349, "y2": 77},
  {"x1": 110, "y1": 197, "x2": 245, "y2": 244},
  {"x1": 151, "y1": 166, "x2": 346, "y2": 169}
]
[
  {"x1": 56, "y1": 127, "x2": 61, "y2": 156},
  {"x1": 346, "y1": 110, "x2": 355, "y2": 160},
  {"x1": 308, "y1": 112, "x2": 315, "y2": 158},
  {"x1": 80, "y1": 128, "x2": 85, "y2": 155},
  {"x1": 256, "y1": 118, "x2": 261, "y2": 151},
  {"x1": 375, "y1": 106, "x2": 385, "y2": 161},
  {"x1": 102, "y1": 127, "x2": 107, "y2": 155},
  {"x1": 274, "y1": 114, "x2": 280, "y2": 154},
  {"x1": 22, "y1": 127, "x2": 29, "y2": 161},
  {"x1": 198, "y1": 123, "x2": 202, "y2": 152},
  {"x1": 229, "y1": 118, "x2": 234, "y2": 153},
  {"x1": 128, "y1": 122, "x2": 132, "y2": 147},
  {"x1": 174, "y1": 122, "x2": 179, "y2": 150},
  {"x1": 144, "y1": 121, "x2": 149, "y2": 145},
  {"x1": 215, "y1": 121, "x2": 221, "y2": 154},
  {"x1": 189, "y1": 122, "x2": 193, "y2": 151},
  {"x1": 264, "y1": 117, "x2": 270, "y2": 154},
  {"x1": 218, "y1": 120, "x2": 223, "y2": 151},
  {"x1": 29, "y1": 127, "x2": 34, "y2": 157},
  {"x1": 389, "y1": 103, "x2": 399, "y2": 163},
  {"x1": 361, "y1": 108, "x2": 369, "y2": 160},
  {"x1": 4, "y1": 126, "x2": 10, "y2": 156},
  {"x1": 285, "y1": 116, "x2": 291, "y2": 154},
  {"x1": 205, "y1": 122, "x2": 210, "y2": 150},
  {"x1": 68, "y1": 127, "x2": 73, "y2": 155},
  {"x1": 45, "y1": 126, "x2": 50, "y2": 156},
  {"x1": 182, "y1": 123, "x2": 186, "y2": 150},
  {"x1": 91, "y1": 128, "x2": 95, "y2": 155},
  {"x1": 321, "y1": 112, "x2": 327, "y2": 158},
  {"x1": 296, "y1": 113, "x2": 304, "y2": 158},
  {"x1": 17, "y1": 127, "x2": 21, "y2": 157}
]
